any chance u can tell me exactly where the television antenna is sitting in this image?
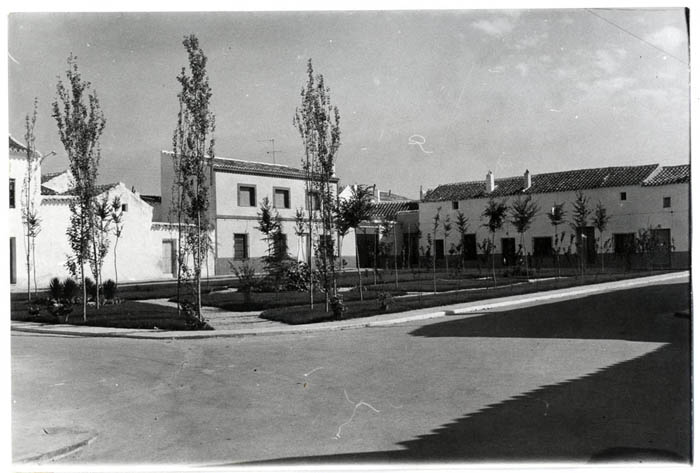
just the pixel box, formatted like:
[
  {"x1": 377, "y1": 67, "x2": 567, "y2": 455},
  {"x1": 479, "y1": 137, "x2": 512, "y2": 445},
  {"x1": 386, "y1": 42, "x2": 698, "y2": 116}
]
[{"x1": 257, "y1": 139, "x2": 284, "y2": 164}]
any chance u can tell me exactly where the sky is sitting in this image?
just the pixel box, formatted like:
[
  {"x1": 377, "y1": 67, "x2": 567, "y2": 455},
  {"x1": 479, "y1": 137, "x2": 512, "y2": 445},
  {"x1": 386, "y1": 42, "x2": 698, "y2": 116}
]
[{"x1": 7, "y1": 8, "x2": 690, "y2": 199}]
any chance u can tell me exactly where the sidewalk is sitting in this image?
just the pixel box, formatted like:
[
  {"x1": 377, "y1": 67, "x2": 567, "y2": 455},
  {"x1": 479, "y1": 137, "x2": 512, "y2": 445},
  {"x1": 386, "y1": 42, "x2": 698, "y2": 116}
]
[{"x1": 11, "y1": 271, "x2": 689, "y2": 340}]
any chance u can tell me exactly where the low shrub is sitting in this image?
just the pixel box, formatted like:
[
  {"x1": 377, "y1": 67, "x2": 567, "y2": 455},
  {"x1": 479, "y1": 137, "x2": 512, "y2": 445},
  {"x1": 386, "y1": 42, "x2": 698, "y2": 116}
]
[
  {"x1": 63, "y1": 278, "x2": 80, "y2": 303},
  {"x1": 48, "y1": 277, "x2": 63, "y2": 302},
  {"x1": 102, "y1": 279, "x2": 118, "y2": 302}
]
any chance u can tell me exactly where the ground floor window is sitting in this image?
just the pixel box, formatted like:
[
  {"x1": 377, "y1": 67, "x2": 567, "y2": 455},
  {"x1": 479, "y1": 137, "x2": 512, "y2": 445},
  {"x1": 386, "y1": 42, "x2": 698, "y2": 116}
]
[
  {"x1": 10, "y1": 237, "x2": 16, "y2": 284},
  {"x1": 613, "y1": 233, "x2": 636, "y2": 254},
  {"x1": 234, "y1": 233, "x2": 249, "y2": 260},
  {"x1": 533, "y1": 236, "x2": 553, "y2": 257}
]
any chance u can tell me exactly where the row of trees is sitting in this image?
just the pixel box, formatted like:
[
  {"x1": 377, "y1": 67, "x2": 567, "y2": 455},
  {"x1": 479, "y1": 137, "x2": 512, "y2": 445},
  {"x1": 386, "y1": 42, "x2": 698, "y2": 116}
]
[{"x1": 425, "y1": 191, "x2": 611, "y2": 286}]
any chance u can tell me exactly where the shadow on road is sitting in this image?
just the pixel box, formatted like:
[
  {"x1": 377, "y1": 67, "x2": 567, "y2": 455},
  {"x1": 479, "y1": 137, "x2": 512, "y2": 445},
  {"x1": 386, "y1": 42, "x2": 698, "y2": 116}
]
[
  {"x1": 247, "y1": 283, "x2": 690, "y2": 465},
  {"x1": 411, "y1": 283, "x2": 690, "y2": 342}
]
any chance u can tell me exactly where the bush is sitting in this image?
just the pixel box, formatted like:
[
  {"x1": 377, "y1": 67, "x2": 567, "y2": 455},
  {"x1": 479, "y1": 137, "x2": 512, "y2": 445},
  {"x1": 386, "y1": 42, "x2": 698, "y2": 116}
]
[
  {"x1": 63, "y1": 278, "x2": 80, "y2": 303},
  {"x1": 102, "y1": 279, "x2": 118, "y2": 301},
  {"x1": 285, "y1": 261, "x2": 318, "y2": 292},
  {"x1": 377, "y1": 291, "x2": 394, "y2": 311},
  {"x1": 231, "y1": 260, "x2": 258, "y2": 304},
  {"x1": 84, "y1": 278, "x2": 96, "y2": 302},
  {"x1": 330, "y1": 294, "x2": 346, "y2": 319},
  {"x1": 48, "y1": 277, "x2": 63, "y2": 302}
]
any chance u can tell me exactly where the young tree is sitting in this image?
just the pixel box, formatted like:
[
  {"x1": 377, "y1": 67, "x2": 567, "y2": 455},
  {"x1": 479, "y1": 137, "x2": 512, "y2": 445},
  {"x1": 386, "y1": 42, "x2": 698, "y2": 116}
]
[
  {"x1": 482, "y1": 198, "x2": 509, "y2": 286},
  {"x1": 509, "y1": 195, "x2": 540, "y2": 277},
  {"x1": 21, "y1": 98, "x2": 48, "y2": 302},
  {"x1": 52, "y1": 54, "x2": 106, "y2": 321},
  {"x1": 336, "y1": 185, "x2": 373, "y2": 301},
  {"x1": 171, "y1": 34, "x2": 216, "y2": 321},
  {"x1": 256, "y1": 197, "x2": 289, "y2": 289},
  {"x1": 294, "y1": 58, "x2": 342, "y2": 312},
  {"x1": 546, "y1": 202, "x2": 567, "y2": 277},
  {"x1": 90, "y1": 195, "x2": 114, "y2": 307},
  {"x1": 442, "y1": 214, "x2": 452, "y2": 273},
  {"x1": 592, "y1": 201, "x2": 611, "y2": 272},
  {"x1": 109, "y1": 196, "x2": 124, "y2": 289},
  {"x1": 431, "y1": 207, "x2": 441, "y2": 294},
  {"x1": 455, "y1": 210, "x2": 470, "y2": 271},
  {"x1": 570, "y1": 191, "x2": 591, "y2": 276}
]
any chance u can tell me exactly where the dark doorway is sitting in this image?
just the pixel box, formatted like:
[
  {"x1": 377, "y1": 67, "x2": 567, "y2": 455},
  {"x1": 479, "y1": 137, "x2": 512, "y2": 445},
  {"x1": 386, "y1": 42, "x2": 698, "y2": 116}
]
[
  {"x1": 533, "y1": 236, "x2": 553, "y2": 258},
  {"x1": 357, "y1": 232, "x2": 378, "y2": 268},
  {"x1": 582, "y1": 226, "x2": 596, "y2": 264},
  {"x1": 501, "y1": 237, "x2": 516, "y2": 266},
  {"x1": 403, "y1": 232, "x2": 419, "y2": 267},
  {"x1": 651, "y1": 228, "x2": 672, "y2": 267},
  {"x1": 463, "y1": 234, "x2": 477, "y2": 260}
]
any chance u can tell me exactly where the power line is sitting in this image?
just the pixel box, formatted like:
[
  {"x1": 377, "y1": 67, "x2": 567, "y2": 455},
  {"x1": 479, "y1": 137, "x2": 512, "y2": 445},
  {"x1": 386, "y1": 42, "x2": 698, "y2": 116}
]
[{"x1": 585, "y1": 8, "x2": 688, "y2": 66}]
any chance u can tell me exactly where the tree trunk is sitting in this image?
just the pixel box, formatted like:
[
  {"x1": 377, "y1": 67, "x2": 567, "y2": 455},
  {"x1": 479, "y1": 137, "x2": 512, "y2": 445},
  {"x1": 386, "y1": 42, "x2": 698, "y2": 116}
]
[
  {"x1": 393, "y1": 226, "x2": 398, "y2": 290},
  {"x1": 491, "y1": 233, "x2": 497, "y2": 287},
  {"x1": 26, "y1": 232, "x2": 31, "y2": 303},
  {"x1": 355, "y1": 230, "x2": 363, "y2": 301},
  {"x1": 113, "y1": 237, "x2": 119, "y2": 288},
  {"x1": 31, "y1": 238, "x2": 37, "y2": 299},
  {"x1": 81, "y1": 264, "x2": 86, "y2": 322}
]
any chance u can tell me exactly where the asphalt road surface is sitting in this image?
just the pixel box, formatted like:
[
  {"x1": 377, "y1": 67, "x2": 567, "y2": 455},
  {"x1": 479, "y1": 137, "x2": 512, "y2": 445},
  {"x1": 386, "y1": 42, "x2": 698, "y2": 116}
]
[{"x1": 12, "y1": 282, "x2": 691, "y2": 466}]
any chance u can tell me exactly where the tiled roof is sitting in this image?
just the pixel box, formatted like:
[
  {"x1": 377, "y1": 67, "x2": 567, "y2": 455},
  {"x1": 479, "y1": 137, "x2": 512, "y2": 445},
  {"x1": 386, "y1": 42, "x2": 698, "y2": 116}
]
[
  {"x1": 140, "y1": 194, "x2": 162, "y2": 205},
  {"x1": 163, "y1": 151, "x2": 338, "y2": 182},
  {"x1": 41, "y1": 171, "x2": 67, "y2": 184},
  {"x1": 379, "y1": 191, "x2": 411, "y2": 202},
  {"x1": 55, "y1": 183, "x2": 120, "y2": 196},
  {"x1": 41, "y1": 185, "x2": 59, "y2": 196},
  {"x1": 423, "y1": 164, "x2": 664, "y2": 202},
  {"x1": 643, "y1": 164, "x2": 690, "y2": 186},
  {"x1": 368, "y1": 201, "x2": 418, "y2": 221},
  {"x1": 9, "y1": 135, "x2": 40, "y2": 157}
]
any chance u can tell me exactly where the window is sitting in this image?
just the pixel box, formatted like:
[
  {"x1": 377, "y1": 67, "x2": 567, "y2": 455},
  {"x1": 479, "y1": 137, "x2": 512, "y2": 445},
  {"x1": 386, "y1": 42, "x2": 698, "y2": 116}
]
[
  {"x1": 620, "y1": 192, "x2": 627, "y2": 201},
  {"x1": 121, "y1": 203, "x2": 128, "y2": 212},
  {"x1": 435, "y1": 239, "x2": 444, "y2": 259},
  {"x1": 307, "y1": 191, "x2": 321, "y2": 211},
  {"x1": 9, "y1": 179, "x2": 15, "y2": 209},
  {"x1": 273, "y1": 233, "x2": 288, "y2": 257},
  {"x1": 10, "y1": 237, "x2": 16, "y2": 284},
  {"x1": 233, "y1": 233, "x2": 249, "y2": 260},
  {"x1": 533, "y1": 237, "x2": 553, "y2": 257},
  {"x1": 614, "y1": 233, "x2": 636, "y2": 254},
  {"x1": 663, "y1": 197, "x2": 671, "y2": 208},
  {"x1": 452, "y1": 201, "x2": 459, "y2": 210},
  {"x1": 273, "y1": 188, "x2": 291, "y2": 209},
  {"x1": 238, "y1": 185, "x2": 256, "y2": 207}
]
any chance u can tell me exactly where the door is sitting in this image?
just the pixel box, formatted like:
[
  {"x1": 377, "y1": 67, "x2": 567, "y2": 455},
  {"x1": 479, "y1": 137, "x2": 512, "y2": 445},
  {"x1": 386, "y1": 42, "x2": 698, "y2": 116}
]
[
  {"x1": 651, "y1": 228, "x2": 672, "y2": 267},
  {"x1": 583, "y1": 226, "x2": 596, "y2": 264},
  {"x1": 463, "y1": 234, "x2": 477, "y2": 260},
  {"x1": 162, "y1": 240, "x2": 176, "y2": 275},
  {"x1": 356, "y1": 232, "x2": 378, "y2": 268},
  {"x1": 501, "y1": 238, "x2": 516, "y2": 266}
]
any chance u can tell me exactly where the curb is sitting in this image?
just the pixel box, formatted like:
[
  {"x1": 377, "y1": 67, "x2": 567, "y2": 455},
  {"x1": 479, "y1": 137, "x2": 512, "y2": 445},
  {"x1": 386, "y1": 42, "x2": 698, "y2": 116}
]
[
  {"x1": 11, "y1": 271, "x2": 689, "y2": 339},
  {"x1": 15, "y1": 430, "x2": 97, "y2": 464}
]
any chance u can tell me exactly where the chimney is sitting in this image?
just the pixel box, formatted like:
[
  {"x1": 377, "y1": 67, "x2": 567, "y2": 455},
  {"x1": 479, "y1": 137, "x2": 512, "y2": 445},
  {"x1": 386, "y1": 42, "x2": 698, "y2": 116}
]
[
  {"x1": 419, "y1": 185, "x2": 424, "y2": 200},
  {"x1": 373, "y1": 184, "x2": 379, "y2": 202},
  {"x1": 486, "y1": 170, "x2": 495, "y2": 193},
  {"x1": 524, "y1": 169, "x2": 531, "y2": 190}
]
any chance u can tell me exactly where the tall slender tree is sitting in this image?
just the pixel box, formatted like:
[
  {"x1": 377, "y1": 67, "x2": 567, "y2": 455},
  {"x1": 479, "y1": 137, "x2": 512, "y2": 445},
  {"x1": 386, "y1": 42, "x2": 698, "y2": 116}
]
[
  {"x1": 570, "y1": 191, "x2": 591, "y2": 276},
  {"x1": 546, "y1": 202, "x2": 566, "y2": 277},
  {"x1": 592, "y1": 201, "x2": 611, "y2": 272},
  {"x1": 110, "y1": 196, "x2": 124, "y2": 289},
  {"x1": 442, "y1": 214, "x2": 452, "y2": 273},
  {"x1": 294, "y1": 58, "x2": 342, "y2": 311},
  {"x1": 431, "y1": 207, "x2": 441, "y2": 294},
  {"x1": 482, "y1": 198, "x2": 509, "y2": 286},
  {"x1": 171, "y1": 34, "x2": 216, "y2": 321},
  {"x1": 455, "y1": 210, "x2": 470, "y2": 271},
  {"x1": 52, "y1": 54, "x2": 106, "y2": 321},
  {"x1": 509, "y1": 195, "x2": 540, "y2": 277}
]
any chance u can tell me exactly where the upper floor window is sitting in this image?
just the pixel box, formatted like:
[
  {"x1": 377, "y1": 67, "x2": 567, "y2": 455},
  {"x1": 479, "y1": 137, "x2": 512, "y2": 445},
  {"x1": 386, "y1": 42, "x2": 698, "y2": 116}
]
[
  {"x1": 9, "y1": 179, "x2": 15, "y2": 209},
  {"x1": 238, "y1": 185, "x2": 256, "y2": 207},
  {"x1": 273, "y1": 188, "x2": 291, "y2": 209},
  {"x1": 121, "y1": 203, "x2": 129, "y2": 212},
  {"x1": 452, "y1": 201, "x2": 459, "y2": 210},
  {"x1": 619, "y1": 191, "x2": 627, "y2": 201},
  {"x1": 307, "y1": 191, "x2": 321, "y2": 211},
  {"x1": 663, "y1": 196, "x2": 671, "y2": 208}
]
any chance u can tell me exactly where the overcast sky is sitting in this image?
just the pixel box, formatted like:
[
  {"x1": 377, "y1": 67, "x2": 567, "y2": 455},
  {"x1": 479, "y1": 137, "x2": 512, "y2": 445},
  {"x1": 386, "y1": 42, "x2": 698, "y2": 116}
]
[{"x1": 8, "y1": 8, "x2": 689, "y2": 199}]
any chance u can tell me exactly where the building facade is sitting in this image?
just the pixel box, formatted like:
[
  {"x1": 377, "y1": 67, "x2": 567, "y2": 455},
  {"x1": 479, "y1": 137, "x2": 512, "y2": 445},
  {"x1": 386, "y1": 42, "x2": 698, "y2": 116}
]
[
  {"x1": 160, "y1": 151, "x2": 357, "y2": 275},
  {"x1": 419, "y1": 164, "x2": 690, "y2": 271}
]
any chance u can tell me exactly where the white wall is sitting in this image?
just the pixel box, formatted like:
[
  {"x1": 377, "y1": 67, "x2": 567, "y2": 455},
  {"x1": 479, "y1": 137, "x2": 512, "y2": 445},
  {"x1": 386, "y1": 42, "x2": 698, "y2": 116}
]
[{"x1": 418, "y1": 183, "x2": 690, "y2": 257}]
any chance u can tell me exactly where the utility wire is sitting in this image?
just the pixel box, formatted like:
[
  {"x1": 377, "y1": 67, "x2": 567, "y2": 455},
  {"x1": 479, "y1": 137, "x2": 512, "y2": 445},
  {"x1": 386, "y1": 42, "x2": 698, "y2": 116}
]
[{"x1": 585, "y1": 8, "x2": 688, "y2": 66}]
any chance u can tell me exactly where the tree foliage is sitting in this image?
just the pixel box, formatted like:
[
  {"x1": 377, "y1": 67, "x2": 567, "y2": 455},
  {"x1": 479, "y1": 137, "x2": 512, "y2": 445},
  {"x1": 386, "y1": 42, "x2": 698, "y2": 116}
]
[
  {"x1": 21, "y1": 98, "x2": 43, "y2": 302},
  {"x1": 482, "y1": 198, "x2": 509, "y2": 285},
  {"x1": 171, "y1": 34, "x2": 216, "y2": 321},
  {"x1": 336, "y1": 185, "x2": 373, "y2": 301},
  {"x1": 52, "y1": 54, "x2": 106, "y2": 320},
  {"x1": 293, "y1": 58, "x2": 341, "y2": 310},
  {"x1": 509, "y1": 195, "x2": 539, "y2": 275}
]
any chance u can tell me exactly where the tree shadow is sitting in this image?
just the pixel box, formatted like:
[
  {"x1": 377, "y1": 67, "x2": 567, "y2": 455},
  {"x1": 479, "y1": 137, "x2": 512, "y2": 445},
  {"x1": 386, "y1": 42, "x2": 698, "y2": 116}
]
[{"x1": 245, "y1": 283, "x2": 690, "y2": 465}]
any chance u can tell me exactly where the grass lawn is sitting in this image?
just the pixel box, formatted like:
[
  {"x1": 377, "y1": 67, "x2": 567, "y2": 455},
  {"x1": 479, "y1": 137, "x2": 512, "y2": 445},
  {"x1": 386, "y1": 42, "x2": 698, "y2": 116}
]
[
  {"x1": 10, "y1": 300, "x2": 210, "y2": 331},
  {"x1": 261, "y1": 270, "x2": 677, "y2": 325}
]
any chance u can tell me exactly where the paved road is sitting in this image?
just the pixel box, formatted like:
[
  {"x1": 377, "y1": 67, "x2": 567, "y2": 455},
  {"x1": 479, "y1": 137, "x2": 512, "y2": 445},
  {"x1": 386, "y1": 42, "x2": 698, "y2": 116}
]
[{"x1": 12, "y1": 282, "x2": 691, "y2": 466}]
